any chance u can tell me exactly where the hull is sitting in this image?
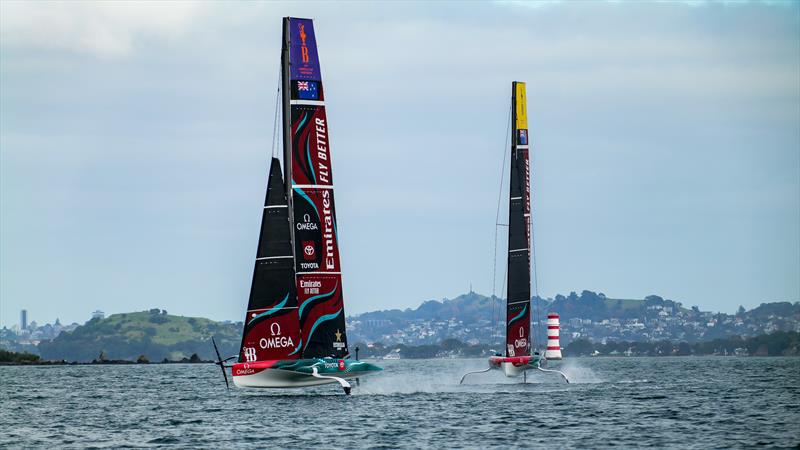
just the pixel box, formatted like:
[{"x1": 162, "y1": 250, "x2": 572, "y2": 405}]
[
  {"x1": 232, "y1": 358, "x2": 381, "y2": 389},
  {"x1": 489, "y1": 355, "x2": 543, "y2": 378}
]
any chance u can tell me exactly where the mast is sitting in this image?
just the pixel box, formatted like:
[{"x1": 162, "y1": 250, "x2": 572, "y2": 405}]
[
  {"x1": 506, "y1": 81, "x2": 532, "y2": 357},
  {"x1": 281, "y1": 18, "x2": 295, "y2": 257},
  {"x1": 285, "y1": 17, "x2": 349, "y2": 359}
]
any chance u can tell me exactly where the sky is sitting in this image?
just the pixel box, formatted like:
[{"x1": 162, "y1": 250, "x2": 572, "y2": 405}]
[{"x1": 1, "y1": 1, "x2": 798, "y2": 327}]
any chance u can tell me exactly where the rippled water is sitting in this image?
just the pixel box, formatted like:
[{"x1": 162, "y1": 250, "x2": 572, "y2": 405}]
[{"x1": 1, "y1": 357, "x2": 798, "y2": 448}]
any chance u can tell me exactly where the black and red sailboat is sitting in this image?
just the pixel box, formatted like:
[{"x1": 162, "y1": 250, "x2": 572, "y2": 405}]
[
  {"x1": 461, "y1": 82, "x2": 567, "y2": 384},
  {"x1": 213, "y1": 17, "x2": 381, "y2": 394}
]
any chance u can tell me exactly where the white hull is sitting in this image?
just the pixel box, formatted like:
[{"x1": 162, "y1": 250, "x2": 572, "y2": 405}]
[
  {"x1": 500, "y1": 362, "x2": 529, "y2": 377},
  {"x1": 232, "y1": 368, "x2": 371, "y2": 389}
]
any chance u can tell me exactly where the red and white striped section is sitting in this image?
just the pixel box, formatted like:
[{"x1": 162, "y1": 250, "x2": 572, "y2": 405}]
[{"x1": 545, "y1": 313, "x2": 562, "y2": 360}]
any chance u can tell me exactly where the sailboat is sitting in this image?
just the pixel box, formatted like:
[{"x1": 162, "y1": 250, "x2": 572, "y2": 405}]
[
  {"x1": 461, "y1": 82, "x2": 568, "y2": 384},
  {"x1": 212, "y1": 17, "x2": 382, "y2": 394}
]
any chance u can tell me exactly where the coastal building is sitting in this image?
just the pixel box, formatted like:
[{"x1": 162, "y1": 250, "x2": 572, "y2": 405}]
[
  {"x1": 92, "y1": 310, "x2": 105, "y2": 320},
  {"x1": 20, "y1": 309, "x2": 27, "y2": 330}
]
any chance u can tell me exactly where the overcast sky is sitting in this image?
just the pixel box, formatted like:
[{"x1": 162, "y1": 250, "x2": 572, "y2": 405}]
[{"x1": 1, "y1": 1, "x2": 798, "y2": 327}]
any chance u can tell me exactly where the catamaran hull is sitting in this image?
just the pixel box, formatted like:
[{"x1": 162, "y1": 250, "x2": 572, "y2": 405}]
[
  {"x1": 489, "y1": 355, "x2": 543, "y2": 378},
  {"x1": 499, "y1": 362, "x2": 531, "y2": 377},
  {"x1": 231, "y1": 358, "x2": 382, "y2": 389},
  {"x1": 233, "y1": 368, "x2": 373, "y2": 388}
]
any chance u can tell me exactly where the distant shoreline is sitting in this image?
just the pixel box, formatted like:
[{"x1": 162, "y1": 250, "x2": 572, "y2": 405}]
[
  {"x1": 0, "y1": 360, "x2": 213, "y2": 366},
  {"x1": 2, "y1": 354, "x2": 798, "y2": 367}
]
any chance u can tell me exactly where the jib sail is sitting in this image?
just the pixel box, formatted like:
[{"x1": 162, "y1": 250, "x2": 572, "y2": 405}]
[
  {"x1": 239, "y1": 158, "x2": 301, "y2": 362},
  {"x1": 506, "y1": 81, "x2": 532, "y2": 357},
  {"x1": 283, "y1": 17, "x2": 349, "y2": 359}
]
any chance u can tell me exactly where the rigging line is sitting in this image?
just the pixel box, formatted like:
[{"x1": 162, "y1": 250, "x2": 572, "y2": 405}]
[
  {"x1": 530, "y1": 141, "x2": 541, "y2": 351},
  {"x1": 491, "y1": 101, "x2": 512, "y2": 349},
  {"x1": 498, "y1": 257, "x2": 508, "y2": 349},
  {"x1": 271, "y1": 69, "x2": 282, "y2": 159}
]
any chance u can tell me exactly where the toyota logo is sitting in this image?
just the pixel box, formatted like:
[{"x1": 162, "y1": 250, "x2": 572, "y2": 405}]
[{"x1": 304, "y1": 245, "x2": 314, "y2": 256}]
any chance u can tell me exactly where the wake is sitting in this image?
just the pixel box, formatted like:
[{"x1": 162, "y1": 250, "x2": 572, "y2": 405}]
[{"x1": 352, "y1": 359, "x2": 602, "y2": 395}]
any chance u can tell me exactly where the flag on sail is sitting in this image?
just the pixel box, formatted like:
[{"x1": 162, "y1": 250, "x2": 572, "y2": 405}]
[{"x1": 296, "y1": 81, "x2": 319, "y2": 100}]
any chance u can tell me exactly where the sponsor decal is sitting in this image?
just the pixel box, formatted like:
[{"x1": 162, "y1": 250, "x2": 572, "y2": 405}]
[
  {"x1": 256, "y1": 322, "x2": 295, "y2": 349},
  {"x1": 291, "y1": 107, "x2": 333, "y2": 186},
  {"x1": 243, "y1": 347, "x2": 257, "y2": 362},
  {"x1": 302, "y1": 241, "x2": 316, "y2": 260},
  {"x1": 293, "y1": 187, "x2": 339, "y2": 273},
  {"x1": 241, "y1": 310, "x2": 300, "y2": 360},
  {"x1": 300, "y1": 278, "x2": 321, "y2": 295},
  {"x1": 515, "y1": 82, "x2": 528, "y2": 129},
  {"x1": 299, "y1": 23, "x2": 309, "y2": 62},
  {"x1": 333, "y1": 328, "x2": 345, "y2": 349},
  {"x1": 314, "y1": 117, "x2": 330, "y2": 184},
  {"x1": 290, "y1": 19, "x2": 321, "y2": 80},
  {"x1": 515, "y1": 326, "x2": 528, "y2": 349},
  {"x1": 507, "y1": 344, "x2": 515, "y2": 357},
  {"x1": 297, "y1": 213, "x2": 319, "y2": 231},
  {"x1": 524, "y1": 148, "x2": 531, "y2": 245},
  {"x1": 297, "y1": 80, "x2": 319, "y2": 100},
  {"x1": 236, "y1": 362, "x2": 256, "y2": 375},
  {"x1": 338, "y1": 359, "x2": 345, "y2": 371},
  {"x1": 524, "y1": 150, "x2": 530, "y2": 214},
  {"x1": 321, "y1": 189, "x2": 335, "y2": 270}
]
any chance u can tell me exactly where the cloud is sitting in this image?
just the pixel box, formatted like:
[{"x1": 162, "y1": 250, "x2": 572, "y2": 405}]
[
  {"x1": 0, "y1": 1, "x2": 204, "y2": 57},
  {"x1": 1, "y1": 1, "x2": 797, "y2": 325}
]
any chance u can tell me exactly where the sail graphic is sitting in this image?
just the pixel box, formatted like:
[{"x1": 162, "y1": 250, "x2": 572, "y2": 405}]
[
  {"x1": 239, "y1": 158, "x2": 300, "y2": 362},
  {"x1": 506, "y1": 81, "x2": 532, "y2": 357},
  {"x1": 283, "y1": 17, "x2": 349, "y2": 359}
]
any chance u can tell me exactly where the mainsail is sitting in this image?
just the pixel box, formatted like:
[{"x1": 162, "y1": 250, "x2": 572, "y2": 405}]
[
  {"x1": 506, "y1": 81, "x2": 532, "y2": 357},
  {"x1": 283, "y1": 17, "x2": 349, "y2": 359},
  {"x1": 460, "y1": 81, "x2": 570, "y2": 385},
  {"x1": 238, "y1": 17, "x2": 348, "y2": 363},
  {"x1": 239, "y1": 158, "x2": 300, "y2": 362}
]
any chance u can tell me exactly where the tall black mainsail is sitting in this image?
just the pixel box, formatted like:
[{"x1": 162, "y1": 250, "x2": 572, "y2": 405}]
[
  {"x1": 459, "y1": 81, "x2": 570, "y2": 385},
  {"x1": 506, "y1": 81, "x2": 532, "y2": 358},
  {"x1": 238, "y1": 158, "x2": 300, "y2": 362},
  {"x1": 224, "y1": 17, "x2": 385, "y2": 394}
]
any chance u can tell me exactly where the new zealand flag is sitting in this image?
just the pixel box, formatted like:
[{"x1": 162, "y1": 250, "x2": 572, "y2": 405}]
[
  {"x1": 518, "y1": 129, "x2": 528, "y2": 146},
  {"x1": 297, "y1": 81, "x2": 319, "y2": 100}
]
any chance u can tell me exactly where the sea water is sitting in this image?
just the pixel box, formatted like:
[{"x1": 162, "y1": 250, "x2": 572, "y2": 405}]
[{"x1": 1, "y1": 357, "x2": 798, "y2": 448}]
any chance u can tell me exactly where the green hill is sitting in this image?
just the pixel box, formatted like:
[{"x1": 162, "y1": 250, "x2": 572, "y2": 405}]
[{"x1": 38, "y1": 309, "x2": 241, "y2": 362}]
